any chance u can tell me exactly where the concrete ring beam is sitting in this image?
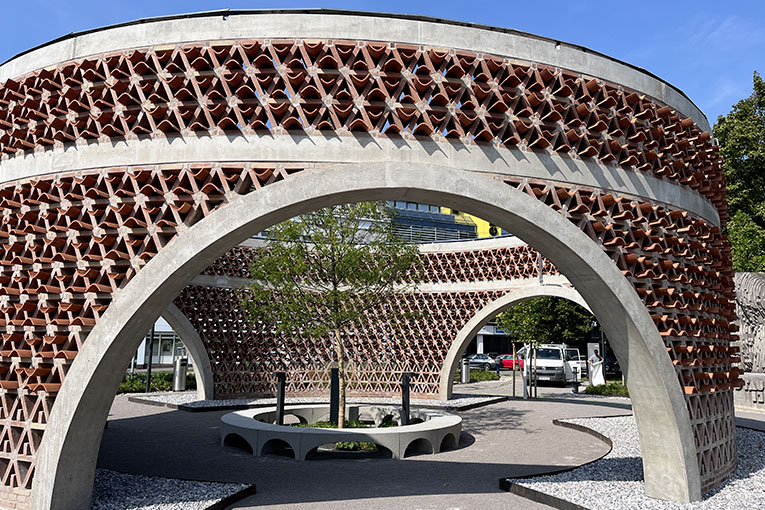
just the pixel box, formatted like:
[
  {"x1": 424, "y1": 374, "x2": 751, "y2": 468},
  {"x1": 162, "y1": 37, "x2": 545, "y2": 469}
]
[
  {"x1": 0, "y1": 10, "x2": 738, "y2": 510},
  {"x1": 220, "y1": 404, "x2": 463, "y2": 460},
  {"x1": 0, "y1": 10, "x2": 708, "y2": 131}
]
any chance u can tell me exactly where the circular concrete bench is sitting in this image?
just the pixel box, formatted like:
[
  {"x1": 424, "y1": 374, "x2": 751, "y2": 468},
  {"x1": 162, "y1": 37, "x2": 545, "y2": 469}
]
[{"x1": 220, "y1": 404, "x2": 462, "y2": 460}]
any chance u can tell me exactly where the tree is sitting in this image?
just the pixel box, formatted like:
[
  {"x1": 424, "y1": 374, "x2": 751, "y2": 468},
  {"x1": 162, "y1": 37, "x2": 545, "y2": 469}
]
[
  {"x1": 714, "y1": 71, "x2": 765, "y2": 272},
  {"x1": 241, "y1": 202, "x2": 422, "y2": 427},
  {"x1": 495, "y1": 296, "x2": 594, "y2": 345}
]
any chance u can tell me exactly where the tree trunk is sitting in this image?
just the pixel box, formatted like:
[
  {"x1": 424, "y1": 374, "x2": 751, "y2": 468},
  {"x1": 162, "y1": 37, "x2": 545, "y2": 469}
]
[{"x1": 334, "y1": 328, "x2": 346, "y2": 428}]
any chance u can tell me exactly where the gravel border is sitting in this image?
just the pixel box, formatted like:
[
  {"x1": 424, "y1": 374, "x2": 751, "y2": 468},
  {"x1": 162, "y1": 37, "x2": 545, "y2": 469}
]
[
  {"x1": 127, "y1": 392, "x2": 505, "y2": 411},
  {"x1": 91, "y1": 469, "x2": 253, "y2": 510},
  {"x1": 503, "y1": 415, "x2": 765, "y2": 510}
]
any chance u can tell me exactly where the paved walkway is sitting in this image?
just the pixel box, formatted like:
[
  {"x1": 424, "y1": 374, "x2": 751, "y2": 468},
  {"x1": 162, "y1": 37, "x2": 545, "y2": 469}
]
[
  {"x1": 99, "y1": 394, "x2": 628, "y2": 509},
  {"x1": 99, "y1": 387, "x2": 765, "y2": 509},
  {"x1": 458, "y1": 377, "x2": 765, "y2": 430}
]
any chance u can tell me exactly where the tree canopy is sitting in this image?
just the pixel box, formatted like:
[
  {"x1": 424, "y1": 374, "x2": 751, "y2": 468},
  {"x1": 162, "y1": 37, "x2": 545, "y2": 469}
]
[
  {"x1": 241, "y1": 201, "x2": 423, "y2": 426},
  {"x1": 714, "y1": 71, "x2": 765, "y2": 272},
  {"x1": 495, "y1": 296, "x2": 594, "y2": 345}
]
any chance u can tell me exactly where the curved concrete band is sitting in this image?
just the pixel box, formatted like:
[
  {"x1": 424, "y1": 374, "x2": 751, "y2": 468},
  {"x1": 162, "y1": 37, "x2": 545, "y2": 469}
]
[
  {"x1": 0, "y1": 10, "x2": 736, "y2": 510},
  {"x1": 0, "y1": 134, "x2": 720, "y2": 226}
]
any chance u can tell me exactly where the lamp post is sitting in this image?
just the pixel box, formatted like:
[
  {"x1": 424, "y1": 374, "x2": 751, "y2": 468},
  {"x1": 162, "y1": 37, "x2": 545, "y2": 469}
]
[{"x1": 144, "y1": 324, "x2": 155, "y2": 394}]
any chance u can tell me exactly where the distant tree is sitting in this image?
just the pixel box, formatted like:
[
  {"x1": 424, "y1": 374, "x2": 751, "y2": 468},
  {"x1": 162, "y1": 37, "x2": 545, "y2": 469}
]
[
  {"x1": 241, "y1": 202, "x2": 422, "y2": 427},
  {"x1": 495, "y1": 296, "x2": 594, "y2": 345},
  {"x1": 714, "y1": 71, "x2": 765, "y2": 272}
]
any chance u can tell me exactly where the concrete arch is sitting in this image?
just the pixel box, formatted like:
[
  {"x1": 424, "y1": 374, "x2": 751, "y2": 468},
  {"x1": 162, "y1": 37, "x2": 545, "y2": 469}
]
[
  {"x1": 160, "y1": 304, "x2": 214, "y2": 401},
  {"x1": 31, "y1": 162, "x2": 700, "y2": 509},
  {"x1": 439, "y1": 282, "x2": 590, "y2": 399}
]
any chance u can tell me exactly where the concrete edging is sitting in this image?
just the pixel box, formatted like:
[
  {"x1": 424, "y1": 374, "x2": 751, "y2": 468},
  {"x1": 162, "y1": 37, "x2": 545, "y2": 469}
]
[
  {"x1": 499, "y1": 417, "x2": 626, "y2": 510},
  {"x1": 205, "y1": 484, "x2": 258, "y2": 510}
]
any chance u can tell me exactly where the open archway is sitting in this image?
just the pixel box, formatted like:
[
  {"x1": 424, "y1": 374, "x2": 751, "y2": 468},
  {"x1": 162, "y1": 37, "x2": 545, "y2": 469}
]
[
  {"x1": 160, "y1": 304, "x2": 215, "y2": 400},
  {"x1": 439, "y1": 279, "x2": 590, "y2": 399},
  {"x1": 31, "y1": 162, "x2": 700, "y2": 509}
]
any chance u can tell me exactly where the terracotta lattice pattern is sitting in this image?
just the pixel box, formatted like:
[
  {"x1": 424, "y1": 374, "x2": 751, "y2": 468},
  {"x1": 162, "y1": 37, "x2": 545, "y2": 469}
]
[
  {"x1": 0, "y1": 39, "x2": 727, "y2": 219},
  {"x1": 201, "y1": 244, "x2": 557, "y2": 283},
  {"x1": 0, "y1": 35, "x2": 739, "y2": 506},
  {"x1": 0, "y1": 163, "x2": 299, "y2": 496},
  {"x1": 185, "y1": 244, "x2": 557, "y2": 398},
  {"x1": 175, "y1": 285, "x2": 508, "y2": 398}
]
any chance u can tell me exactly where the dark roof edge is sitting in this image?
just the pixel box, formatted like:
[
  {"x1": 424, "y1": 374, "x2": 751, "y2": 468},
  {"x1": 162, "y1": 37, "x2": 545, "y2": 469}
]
[{"x1": 0, "y1": 8, "x2": 706, "y2": 122}]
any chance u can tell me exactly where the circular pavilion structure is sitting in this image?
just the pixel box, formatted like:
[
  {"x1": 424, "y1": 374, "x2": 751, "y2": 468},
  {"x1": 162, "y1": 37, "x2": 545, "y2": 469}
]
[{"x1": 0, "y1": 10, "x2": 740, "y2": 509}]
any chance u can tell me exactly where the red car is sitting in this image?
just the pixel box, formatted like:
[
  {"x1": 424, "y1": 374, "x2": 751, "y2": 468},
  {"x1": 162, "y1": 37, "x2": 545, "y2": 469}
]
[{"x1": 495, "y1": 354, "x2": 524, "y2": 370}]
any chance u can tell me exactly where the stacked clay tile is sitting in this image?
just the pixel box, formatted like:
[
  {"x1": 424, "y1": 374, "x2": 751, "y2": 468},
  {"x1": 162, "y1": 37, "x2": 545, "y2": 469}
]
[{"x1": 0, "y1": 36, "x2": 739, "y2": 501}]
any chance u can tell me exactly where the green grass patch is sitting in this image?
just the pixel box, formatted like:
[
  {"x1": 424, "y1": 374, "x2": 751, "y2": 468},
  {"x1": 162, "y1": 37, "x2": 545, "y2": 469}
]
[
  {"x1": 117, "y1": 371, "x2": 197, "y2": 393},
  {"x1": 583, "y1": 381, "x2": 629, "y2": 397}
]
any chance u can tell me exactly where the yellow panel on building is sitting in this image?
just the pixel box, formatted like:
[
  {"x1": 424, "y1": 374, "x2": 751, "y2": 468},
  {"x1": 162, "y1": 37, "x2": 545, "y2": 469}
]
[{"x1": 440, "y1": 208, "x2": 504, "y2": 238}]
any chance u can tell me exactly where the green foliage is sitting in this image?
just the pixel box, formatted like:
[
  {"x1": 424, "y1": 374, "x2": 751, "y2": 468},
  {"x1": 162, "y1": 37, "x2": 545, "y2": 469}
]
[
  {"x1": 714, "y1": 71, "x2": 765, "y2": 272},
  {"x1": 117, "y1": 371, "x2": 197, "y2": 393},
  {"x1": 727, "y1": 211, "x2": 765, "y2": 272},
  {"x1": 242, "y1": 201, "x2": 423, "y2": 338},
  {"x1": 453, "y1": 369, "x2": 499, "y2": 382},
  {"x1": 293, "y1": 419, "x2": 395, "y2": 450},
  {"x1": 495, "y1": 296, "x2": 594, "y2": 344},
  {"x1": 583, "y1": 382, "x2": 629, "y2": 397}
]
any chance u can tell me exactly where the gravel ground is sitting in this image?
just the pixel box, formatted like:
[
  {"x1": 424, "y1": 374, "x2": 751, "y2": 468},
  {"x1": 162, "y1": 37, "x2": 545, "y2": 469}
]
[
  {"x1": 131, "y1": 391, "x2": 503, "y2": 410},
  {"x1": 91, "y1": 469, "x2": 250, "y2": 510},
  {"x1": 510, "y1": 416, "x2": 765, "y2": 509}
]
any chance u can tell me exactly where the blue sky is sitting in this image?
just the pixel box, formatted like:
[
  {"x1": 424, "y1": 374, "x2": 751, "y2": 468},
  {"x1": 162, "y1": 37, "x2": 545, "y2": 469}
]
[{"x1": 2, "y1": 1, "x2": 762, "y2": 126}]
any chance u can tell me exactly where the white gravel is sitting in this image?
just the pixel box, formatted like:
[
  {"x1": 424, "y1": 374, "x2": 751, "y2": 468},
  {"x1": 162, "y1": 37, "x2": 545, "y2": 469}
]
[
  {"x1": 509, "y1": 415, "x2": 765, "y2": 509},
  {"x1": 130, "y1": 391, "x2": 503, "y2": 410},
  {"x1": 91, "y1": 469, "x2": 249, "y2": 510}
]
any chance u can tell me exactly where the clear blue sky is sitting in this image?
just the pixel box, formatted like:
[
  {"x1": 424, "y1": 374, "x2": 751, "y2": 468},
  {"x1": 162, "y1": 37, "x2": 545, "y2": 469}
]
[{"x1": 2, "y1": 1, "x2": 763, "y2": 126}]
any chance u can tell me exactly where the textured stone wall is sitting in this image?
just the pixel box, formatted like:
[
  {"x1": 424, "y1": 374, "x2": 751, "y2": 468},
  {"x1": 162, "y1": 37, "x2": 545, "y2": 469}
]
[
  {"x1": 733, "y1": 273, "x2": 765, "y2": 413},
  {"x1": 734, "y1": 273, "x2": 765, "y2": 372}
]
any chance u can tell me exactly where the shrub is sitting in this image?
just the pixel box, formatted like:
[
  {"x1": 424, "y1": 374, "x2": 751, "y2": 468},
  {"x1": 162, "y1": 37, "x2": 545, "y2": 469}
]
[
  {"x1": 583, "y1": 382, "x2": 629, "y2": 397},
  {"x1": 454, "y1": 369, "x2": 499, "y2": 383},
  {"x1": 117, "y1": 371, "x2": 197, "y2": 394}
]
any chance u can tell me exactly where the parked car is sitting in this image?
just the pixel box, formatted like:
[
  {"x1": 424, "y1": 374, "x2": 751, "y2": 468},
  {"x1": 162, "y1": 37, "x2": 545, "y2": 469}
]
[
  {"x1": 495, "y1": 354, "x2": 524, "y2": 370},
  {"x1": 466, "y1": 353, "x2": 496, "y2": 371}
]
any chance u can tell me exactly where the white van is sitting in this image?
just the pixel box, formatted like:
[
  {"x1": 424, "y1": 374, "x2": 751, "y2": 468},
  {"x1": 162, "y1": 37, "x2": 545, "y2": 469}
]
[{"x1": 519, "y1": 344, "x2": 580, "y2": 384}]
